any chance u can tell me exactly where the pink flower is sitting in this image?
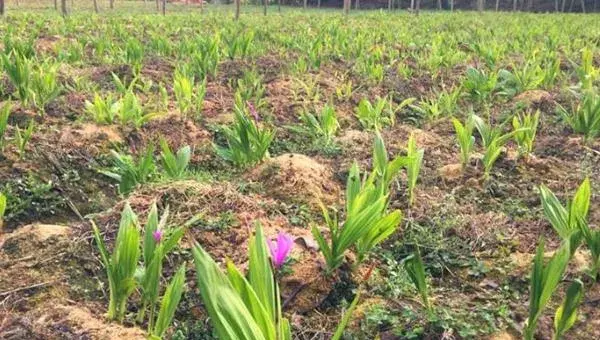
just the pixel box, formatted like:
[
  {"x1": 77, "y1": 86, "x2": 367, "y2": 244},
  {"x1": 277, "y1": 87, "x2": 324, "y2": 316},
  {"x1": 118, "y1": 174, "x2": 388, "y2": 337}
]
[
  {"x1": 268, "y1": 232, "x2": 294, "y2": 268},
  {"x1": 152, "y1": 230, "x2": 163, "y2": 243},
  {"x1": 247, "y1": 101, "x2": 260, "y2": 122}
]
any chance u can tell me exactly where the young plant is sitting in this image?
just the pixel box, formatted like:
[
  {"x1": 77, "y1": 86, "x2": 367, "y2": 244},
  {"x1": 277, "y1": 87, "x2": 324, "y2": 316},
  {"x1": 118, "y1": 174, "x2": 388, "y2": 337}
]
[
  {"x1": 191, "y1": 223, "x2": 292, "y2": 340},
  {"x1": 91, "y1": 204, "x2": 141, "y2": 322},
  {"x1": 150, "y1": 264, "x2": 186, "y2": 340},
  {"x1": 462, "y1": 67, "x2": 497, "y2": 103},
  {"x1": 125, "y1": 38, "x2": 144, "y2": 75},
  {"x1": 403, "y1": 248, "x2": 433, "y2": 317},
  {"x1": 355, "y1": 96, "x2": 408, "y2": 131},
  {"x1": 137, "y1": 203, "x2": 186, "y2": 331},
  {"x1": 539, "y1": 178, "x2": 590, "y2": 240},
  {"x1": 100, "y1": 146, "x2": 156, "y2": 194},
  {"x1": 558, "y1": 91, "x2": 600, "y2": 142},
  {"x1": 118, "y1": 91, "x2": 159, "y2": 129},
  {"x1": 553, "y1": 279, "x2": 584, "y2": 340},
  {"x1": 298, "y1": 104, "x2": 340, "y2": 146},
  {"x1": 173, "y1": 71, "x2": 194, "y2": 117},
  {"x1": 30, "y1": 62, "x2": 62, "y2": 114},
  {"x1": 472, "y1": 115, "x2": 519, "y2": 179},
  {"x1": 2, "y1": 51, "x2": 32, "y2": 105},
  {"x1": 406, "y1": 133, "x2": 424, "y2": 207},
  {"x1": 513, "y1": 110, "x2": 540, "y2": 159},
  {"x1": 214, "y1": 102, "x2": 274, "y2": 168},
  {"x1": 0, "y1": 102, "x2": 10, "y2": 152},
  {"x1": 14, "y1": 120, "x2": 35, "y2": 160},
  {"x1": 452, "y1": 116, "x2": 475, "y2": 170},
  {"x1": 313, "y1": 158, "x2": 402, "y2": 271},
  {"x1": 159, "y1": 138, "x2": 191, "y2": 179},
  {"x1": 525, "y1": 239, "x2": 572, "y2": 340},
  {"x1": 85, "y1": 93, "x2": 120, "y2": 124}
]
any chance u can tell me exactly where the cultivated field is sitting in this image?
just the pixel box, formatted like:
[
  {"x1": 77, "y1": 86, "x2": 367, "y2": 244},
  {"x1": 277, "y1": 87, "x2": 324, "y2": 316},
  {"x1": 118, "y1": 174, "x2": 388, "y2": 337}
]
[{"x1": 1, "y1": 7, "x2": 600, "y2": 340}]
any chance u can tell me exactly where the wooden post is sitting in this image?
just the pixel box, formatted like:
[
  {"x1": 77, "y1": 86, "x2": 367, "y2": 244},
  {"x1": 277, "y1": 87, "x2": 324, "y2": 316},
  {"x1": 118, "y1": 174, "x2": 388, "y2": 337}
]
[
  {"x1": 61, "y1": 0, "x2": 67, "y2": 15},
  {"x1": 235, "y1": 0, "x2": 240, "y2": 20}
]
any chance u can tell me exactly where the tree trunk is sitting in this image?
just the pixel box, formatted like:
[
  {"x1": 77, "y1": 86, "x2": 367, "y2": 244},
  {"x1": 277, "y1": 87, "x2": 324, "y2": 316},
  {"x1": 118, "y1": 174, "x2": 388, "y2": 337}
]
[
  {"x1": 344, "y1": 0, "x2": 349, "y2": 15},
  {"x1": 317, "y1": 0, "x2": 321, "y2": 7},
  {"x1": 61, "y1": 0, "x2": 67, "y2": 15},
  {"x1": 110, "y1": 0, "x2": 113, "y2": 9},
  {"x1": 437, "y1": 0, "x2": 441, "y2": 9},
  {"x1": 54, "y1": 0, "x2": 58, "y2": 10},
  {"x1": 477, "y1": 0, "x2": 484, "y2": 11},
  {"x1": 162, "y1": 0, "x2": 166, "y2": 15},
  {"x1": 278, "y1": 0, "x2": 281, "y2": 12},
  {"x1": 264, "y1": 0, "x2": 267, "y2": 15},
  {"x1": 416, "y1": 0, "x2": 420, "y2": 14},
  {"x1": 93, "y1": 0, "x2": 98, "y2": 12},
  {"x1": 569, "y1": 0, "x2": 574, "y2": 11},
  {"x1": 156, "y1": 0, "x2": 159, "y2": 11},
  {"x1": 580, "y1": 0, "x2": 585, "y2": 11},
  {"x1": 495, "y1": 0, "x2": 500, "y2": 10},
  {"x1": 388, "y1": 0, "x2": 392, "y2": 10},
  {"x1": 450, "y1": 0, "x2": 454, "y2": 10},
  {"x1": 355, "y1": 0, "x2": 359, "y2": 9},
  {"x1": 410, "y1": 0, "x2": 414, "y2": 10},
  {"x1": 235, "y1": 0, "x2": 240, "y2": 20},
  {"x1": 513, "y1": 0, "x2": 517, "y2": 10},
  {"x1": 0, "y1": 0, "x2": 4, "y2": 15},
  {"x1": 561, "y1": 0, "x2": 566, "y2": 11},
  {"x1": 303, "y1": 0, "x2": 307, "y2": 9}
]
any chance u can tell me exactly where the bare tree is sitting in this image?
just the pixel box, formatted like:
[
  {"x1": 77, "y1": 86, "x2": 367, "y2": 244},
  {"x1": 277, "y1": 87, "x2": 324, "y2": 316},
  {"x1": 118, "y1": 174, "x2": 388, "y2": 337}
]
[{"x1": 61, "y1": 0, "x2": 67, "y2": 15}]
